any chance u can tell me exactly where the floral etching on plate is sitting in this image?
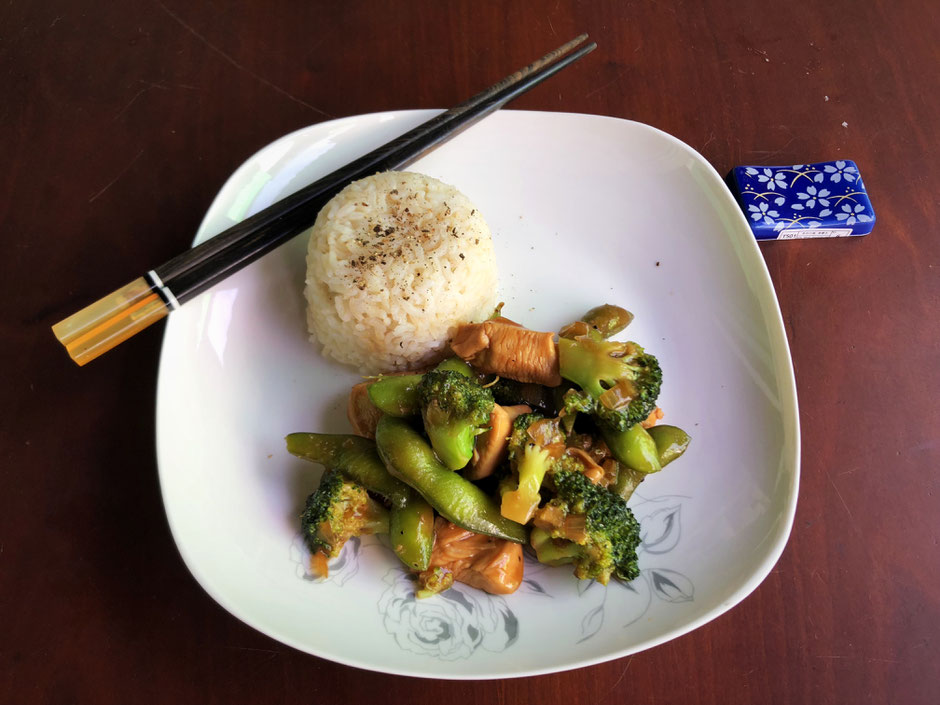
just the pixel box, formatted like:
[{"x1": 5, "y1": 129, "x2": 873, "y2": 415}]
[{"x1": 290, "y1": 492, "x2": 694, "y2": 655}]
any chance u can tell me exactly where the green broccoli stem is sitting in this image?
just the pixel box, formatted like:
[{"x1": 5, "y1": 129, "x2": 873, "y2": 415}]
[
  {"x1": 557, "y1": 336, "x2": 663, "y2": 432},
  {"x1": 423, "y1": 411, "x2": 478, "y2": 471},
  {"x1": 530, "y1": 527, "x2": 580, "y2": 566},
  {"x1": 358, "y1": 510, "x2": 391, "y2": 535},
  {"x1": 557, "y1": 336, "x2": 620, "y2": 398},
  {"x1": 435, "y1": 357, "x2": 474, "y2": 377},
  {"x1": 501, "y1": 444, "x2": 551, "y2": 524},
  {"x1": 418, "y1": 368, "x2": 494, "y2": 472}
]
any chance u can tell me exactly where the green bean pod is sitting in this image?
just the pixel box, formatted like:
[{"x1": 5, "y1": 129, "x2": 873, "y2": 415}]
[
  {"x1": 581, "y1": 304, "x2": 634, "y2": 339},
  {"x1": 602, "y1": 424, "x2": 662, "y2": 474},
  {"x1": 434, "y1": 357, "x2": 474, "y2": 377},
  {"x1": 647, "y1": 425, "x2": 691, "y2": 467},
  {"x1": 612, "y1": 463, "x2": 646, "y2": 502},
  {"x1": 367, "y1": 375, "x2": 423, "y2": 417},
  {"x1": 375, "y1": 416, "x2": 528, "y2": 543},
  {"x1": 389, "y1": 493, "x2": 434, "y2": 572},
  {"x1": 366, "y1": 358, "x2": 473, "y2": 417},
  {"x1": 285, "y1": 433, "x2": 408, "y2": 501},
  {"x1": 560, "y1": 304, "x2": 634, "y2": 340}
]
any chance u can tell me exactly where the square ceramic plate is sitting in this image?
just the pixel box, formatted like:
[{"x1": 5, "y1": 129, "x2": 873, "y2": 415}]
[{"x1": 156, "y1": 110, "x2": 799, "y2": 679}]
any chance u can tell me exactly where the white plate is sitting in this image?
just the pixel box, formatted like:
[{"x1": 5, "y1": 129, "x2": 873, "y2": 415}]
[{"x1": 156, "y1": 110, "x2": 800, "y2": 679}]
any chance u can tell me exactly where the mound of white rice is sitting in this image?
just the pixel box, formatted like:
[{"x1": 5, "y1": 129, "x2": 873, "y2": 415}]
[{"x1": 305, "y1": 171, "x2": 498, "y2": 372}]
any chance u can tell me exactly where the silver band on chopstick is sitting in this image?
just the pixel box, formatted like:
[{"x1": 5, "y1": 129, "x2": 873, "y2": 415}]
[{"x1": 145, "y1": 270, "x2": 181, "y2": 311}]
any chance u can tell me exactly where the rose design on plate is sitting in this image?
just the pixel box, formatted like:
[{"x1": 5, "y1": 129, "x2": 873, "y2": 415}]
[
  {"x1": 377, "y1": 570, "x2": 519, "y2": 660},
  {"x1": 576, "y1": 493, "x2": 696, "y2": 643},
  {"x1": 289, "y1": 534, "x2": 368, "y2": 586}
]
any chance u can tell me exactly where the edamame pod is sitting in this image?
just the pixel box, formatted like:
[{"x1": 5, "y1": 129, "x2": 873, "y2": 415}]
[
  {"x1": 612, "y1": 463, "x2": 646, "y2": 502},
  {"x1": 375, "y1": 416, "x2": 528, "y2": 543},
  {"x1": 647, "y1": 425, "x2": 691, "y2": 467},
  {"x1": 581, "y1": 304, "x2": 634, "y2": 339},
  {"x1": 367, "y1": 375, "x2": 423, "y2": 417},
  {"x1": 389, "y1": 494, "x2": 434, "y2": 572},
  {"x1": 435, "y1": 357, "x2": 474, "y2": 377},
  {"x1": 366, "y1": 358, "x2": 473, "y2": 417},
  {"x1": 286, "y1": 432, "x2": 433, "y2": 570},
  {"x1": 602, "y1": 423, "x2": 662, "y2": 474},
  {"x1": 560, "y1": 304, "x2": 634, "y2": 340},
  {"x1": 285, "y1": 433, "x2": 408, "y2": 502}
]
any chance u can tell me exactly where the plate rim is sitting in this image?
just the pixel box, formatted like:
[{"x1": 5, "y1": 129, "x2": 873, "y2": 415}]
[{"x1": 155, "y1": 109, "x2": 801, "y2": 679}]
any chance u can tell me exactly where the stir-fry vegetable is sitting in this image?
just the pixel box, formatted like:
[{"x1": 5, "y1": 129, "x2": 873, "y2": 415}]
[
  {"x1": 288, "y1": 303, "x2": 692, "y2": 598},
  {"x1": 366, "y1": 357, "x2": 475, "y2": 417},
  {"x1": 558, "y1": 336, "x2": 663, "y2": 432},
  {"x1": 375, "y1": 416, "x2": 527, "y2": 543},
  {"x1": 417, "y1": 369, "x2": 494, "y2": 471},
  {"x1": 300, "y1": 470, "x2": 389, "y2": 577},
  {"x1": 287, "y1": 433, "x2": 434, "y2": 572},
  {"x1": 648, "y1": 425, "x2": 692, "y2": 467}
]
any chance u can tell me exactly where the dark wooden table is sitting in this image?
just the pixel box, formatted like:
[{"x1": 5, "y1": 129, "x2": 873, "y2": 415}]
[{"x1": 3, "y1": 1, "x2": 938, "y2": 703}]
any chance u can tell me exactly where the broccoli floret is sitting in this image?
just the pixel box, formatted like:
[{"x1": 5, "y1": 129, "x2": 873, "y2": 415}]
[
  {"x1": 529, "y1": 526, "x2": 581, "y2": 565},
  {"x1": 507, "y1": 411, "x2": 547, "y2": 459},
  {"x1": 500, "y1": 412, "x2": 563, "y2": 524},
  {"x1": 417, "y1": 369, "x2": 494, "y2": 471},
  {"x1": 415, "y1": 566, "x2": 455, "y2": 599},
  {"x1": 501, "y1": 443, "x2": 552, "y2": 524},
  {"x1": 300, "y1": 470, "x2": 389, "y2": 565},
  {"x1": 557, "y1": 387, "x2": 595, "y2": 433},
  {"x1": 557, "y1": 336, "x2": 662, "y2": 432},
  {"x1": 533, "y1": 468, "x2": 641, "y2": 584}
]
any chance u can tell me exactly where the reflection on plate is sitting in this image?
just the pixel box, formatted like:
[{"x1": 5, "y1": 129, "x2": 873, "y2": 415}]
[{"x1": 156, "y1": 110, "x2": 799, "y2": 679}]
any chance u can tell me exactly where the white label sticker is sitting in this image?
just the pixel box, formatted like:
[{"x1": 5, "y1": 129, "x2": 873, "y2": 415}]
[{"x1": 777, "y1": 227, "x2": 855, "y2": 240}]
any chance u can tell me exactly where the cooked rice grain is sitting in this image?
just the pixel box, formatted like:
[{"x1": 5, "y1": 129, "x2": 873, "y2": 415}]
[{"x1": 305, "y1": 171, "x2": 498, "y2": 372}]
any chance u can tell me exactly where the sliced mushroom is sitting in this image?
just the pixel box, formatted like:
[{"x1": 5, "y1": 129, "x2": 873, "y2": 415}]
[
  {"x1": 566, "y1": 447, "x2": 607, "y2": 485},
  {"x1": 465, "y1": 403, "x2": 532, "y2": 480},
  {"x1": 347, "y1": 381, "x2": 383, "y2": 439}
]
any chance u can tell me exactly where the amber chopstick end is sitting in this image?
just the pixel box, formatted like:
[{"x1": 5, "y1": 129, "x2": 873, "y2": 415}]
[{"x1": 52, "y1": 277, "x2": 169, "y2": 366}]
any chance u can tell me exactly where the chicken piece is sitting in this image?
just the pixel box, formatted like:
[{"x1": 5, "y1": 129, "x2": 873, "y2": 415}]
[
  {"x1": 465, "y1": 403, "x2": 532, "y2": 480},
  {"x1": 451, "y1": 318, "x2": 561, "y2": 386},
  {"x1": 419, "y1": 518, "x2": 524, "y2": 595},
  {"x1": 347, "y1": 381, "x2": 383, "y2": 439}
]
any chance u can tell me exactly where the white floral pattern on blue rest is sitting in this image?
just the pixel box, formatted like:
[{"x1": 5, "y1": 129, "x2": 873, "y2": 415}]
[{"x1": 732, "y1": 161, "x2": 874, "y2": 239}]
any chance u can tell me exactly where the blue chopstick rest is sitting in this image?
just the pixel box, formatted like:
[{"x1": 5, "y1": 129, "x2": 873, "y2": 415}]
[{"x1": 728, "y1": 160, "x2": 875, "y2": 240}]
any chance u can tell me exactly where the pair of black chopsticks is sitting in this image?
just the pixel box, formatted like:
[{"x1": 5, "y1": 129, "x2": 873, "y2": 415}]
[{"x1": 52, "y1": 34, "x2": 596, "y2": 365}]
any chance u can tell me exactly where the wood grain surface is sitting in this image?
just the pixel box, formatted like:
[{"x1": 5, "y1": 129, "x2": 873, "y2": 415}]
[{"x1": 2, "y1": 1, "x2": 938, "y2": 703}]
